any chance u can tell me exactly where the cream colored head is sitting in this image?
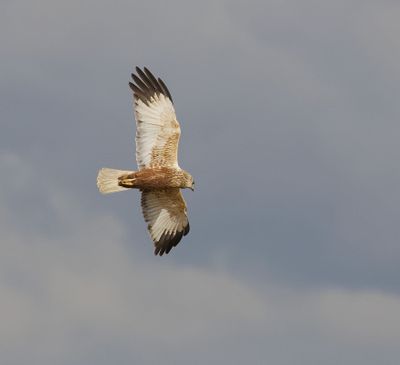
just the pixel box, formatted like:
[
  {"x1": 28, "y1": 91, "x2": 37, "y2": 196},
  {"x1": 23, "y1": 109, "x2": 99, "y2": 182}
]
[{"x1": 183, "y1": 171, "x2": 195, "y2": 191}]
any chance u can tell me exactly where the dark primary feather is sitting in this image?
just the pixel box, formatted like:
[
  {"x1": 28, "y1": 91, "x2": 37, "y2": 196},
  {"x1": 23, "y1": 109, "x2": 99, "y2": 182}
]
[
  {"x1": 136, "y1": 67, "x2": 156, "y2": 93},
  {"x1": 184, "y1": 222, "x2": 190, "y2": 235},
  {"x1": 128, "y1": 82, "x2": 147, "y2": 104},
  {"x1": 129, "y1": 67, "x2": 174, "y2": 105},
  {"x1": 132, "y1": 73, "x2": 149, "y2": 92},
  {"x1": 154, "y1": 225, "x2": 190, "y2": 256},
  {"x1": 144, "y1": 67, "x2": 163, "y2": 94},
  {"x1": 158, "y1": 78, "x2": 173, "y2": 103}
]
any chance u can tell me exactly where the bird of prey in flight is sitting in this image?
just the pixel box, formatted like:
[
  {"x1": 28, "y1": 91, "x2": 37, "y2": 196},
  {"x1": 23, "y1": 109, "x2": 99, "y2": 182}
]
[{"x1": 97, "y1": 67, "x2": 194, "y2": 256}]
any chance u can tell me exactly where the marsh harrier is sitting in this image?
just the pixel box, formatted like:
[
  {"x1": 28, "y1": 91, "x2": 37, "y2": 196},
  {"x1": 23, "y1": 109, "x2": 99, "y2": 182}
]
[{"x1": 97, "y1": 67, "x2": 194, "y2": 256}]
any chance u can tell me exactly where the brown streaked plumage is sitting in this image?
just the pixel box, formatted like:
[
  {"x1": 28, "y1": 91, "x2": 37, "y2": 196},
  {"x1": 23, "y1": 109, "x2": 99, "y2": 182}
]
[
  {"x1": 97, "y1": 67, "x2": 194, "y2": 256},
  {"x1": 118, "y1": 168, "x2": 193, "y2": 190}
]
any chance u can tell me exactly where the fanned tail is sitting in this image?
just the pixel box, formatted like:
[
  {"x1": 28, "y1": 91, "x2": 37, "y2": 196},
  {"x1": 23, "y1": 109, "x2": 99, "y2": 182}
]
[{"x1": 97, "y1": 168, "x2": 134, "y2": 194}]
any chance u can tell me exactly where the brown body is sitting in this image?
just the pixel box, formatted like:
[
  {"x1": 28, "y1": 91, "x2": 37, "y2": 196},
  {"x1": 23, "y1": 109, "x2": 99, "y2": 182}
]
[{"x1": 118, "y1": 167, "x2": 192, "y2": 190}]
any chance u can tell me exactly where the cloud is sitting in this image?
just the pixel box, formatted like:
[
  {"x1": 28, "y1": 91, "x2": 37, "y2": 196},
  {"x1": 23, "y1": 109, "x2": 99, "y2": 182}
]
[
  {"x1": 0, "y1": 153, "x2": 267, "y2": 364},
  {"x1": 1, "y1": 153, "x2": 400, "y2": 365},
  {"x1": 317, "y1": 289, "x2": 400, "y2": 344},
  {"x1": 1, "y1": 0, "x2": 400, "y2": 361}
]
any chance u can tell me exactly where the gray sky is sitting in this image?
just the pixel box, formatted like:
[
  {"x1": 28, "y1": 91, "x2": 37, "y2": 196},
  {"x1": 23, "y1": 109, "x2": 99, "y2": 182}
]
[{"x1": 1, "y1": 0, "x2": 400, "y2": 364}]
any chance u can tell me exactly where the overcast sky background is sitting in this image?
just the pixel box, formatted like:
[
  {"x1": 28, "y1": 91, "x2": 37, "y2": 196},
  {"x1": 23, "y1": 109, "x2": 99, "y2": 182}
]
[{"x1": 1, "y1": 0, "x2": 400, "y2": 364}]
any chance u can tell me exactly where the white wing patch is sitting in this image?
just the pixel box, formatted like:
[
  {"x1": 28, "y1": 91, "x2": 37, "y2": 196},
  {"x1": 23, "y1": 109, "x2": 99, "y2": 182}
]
[
  {"x1": 141, "y1": 188, "x2": 190, "y2": 256},
  {"x1": 135, "y1": 94, "x2": 180, "y2": 169}
]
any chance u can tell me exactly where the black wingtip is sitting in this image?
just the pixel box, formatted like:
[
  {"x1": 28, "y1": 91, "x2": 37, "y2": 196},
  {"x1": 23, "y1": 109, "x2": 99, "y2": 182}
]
[
  {"x1": 184, "y1": 222, "x2": 190, "y2": 236},
  {"x1": 153, "y1": 230, "x2": 185, "y2": 256},
  {"x1": 130, "y1": 66, "x2": 173, "y2": 105}
]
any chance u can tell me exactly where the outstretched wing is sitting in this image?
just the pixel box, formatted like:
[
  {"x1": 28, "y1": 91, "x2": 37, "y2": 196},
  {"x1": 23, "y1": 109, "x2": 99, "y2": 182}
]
[
  {"x1": 141, "y1": 188, "x2": 190, "y2": 256},
  {"x1": 129, "y1": 67, "x2": 181, "y2": 170}
]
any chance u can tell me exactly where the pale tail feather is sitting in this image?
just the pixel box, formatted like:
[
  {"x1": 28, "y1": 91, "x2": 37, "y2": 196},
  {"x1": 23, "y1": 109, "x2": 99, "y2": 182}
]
[{"x1": 97, "y1": 168, "x2": 134, "y2": 194}]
